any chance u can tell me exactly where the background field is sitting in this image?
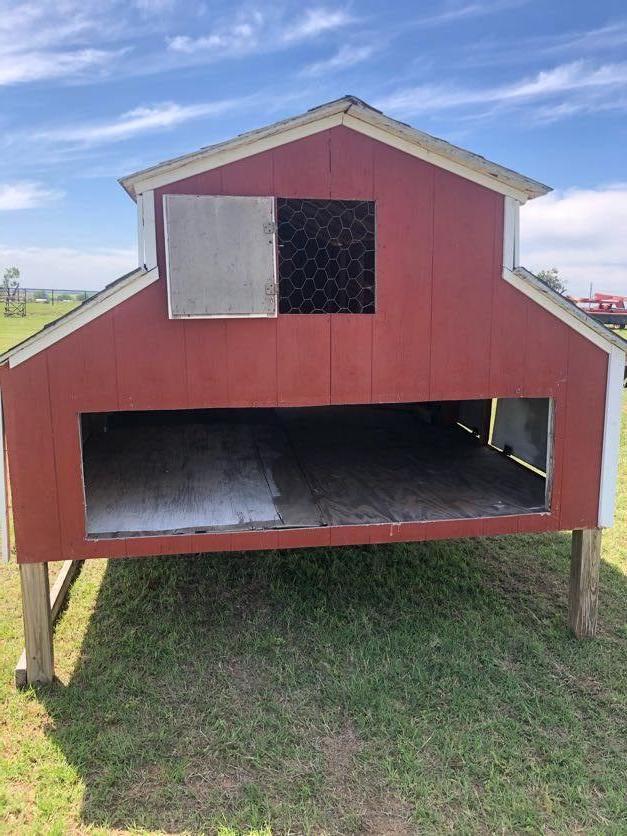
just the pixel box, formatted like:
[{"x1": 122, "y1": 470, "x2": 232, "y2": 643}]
[
  {"x1": 0, "y1": 301, "x2": 79, "y2": 355},
  {"x1": 0, "y1": 306, "x2": 626, "y2": 834}
]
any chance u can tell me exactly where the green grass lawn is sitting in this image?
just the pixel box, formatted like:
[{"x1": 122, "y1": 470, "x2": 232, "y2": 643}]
[
  {"x1": 0, "y1": 315, "x2": 626, "y2": 833},
  {"x1": 0, "y1": 301, "x2": 80, "y2": 355}
]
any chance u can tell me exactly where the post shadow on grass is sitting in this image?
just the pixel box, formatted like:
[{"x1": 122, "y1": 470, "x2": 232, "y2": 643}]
[{"x1": 38, "y1": 533, "x2": 627, "y2": 833}]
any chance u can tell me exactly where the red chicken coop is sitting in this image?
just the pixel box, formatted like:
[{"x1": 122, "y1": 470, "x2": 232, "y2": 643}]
[{"x1": 1, "y1": 97, "x2": 624, "y2": 684}]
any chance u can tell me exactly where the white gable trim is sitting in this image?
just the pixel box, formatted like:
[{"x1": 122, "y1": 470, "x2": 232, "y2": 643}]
[
  {"x1": 121, "y1": 99, "x2": 549, "y2": 204},
  {"x1": 0, "y1": 388, "x2": 9, "y2": 563},
  {"x1": 130, "y1": 112, "x2": 344, "y2": 198},
  {"x1": 0, "y1": 267, "x2": 159, "y2": 368},
  {"x1": 502, "y1": 268, "x2": 626, "y2": 354},
  {"x1": 342, "y1": 112, "x2": 529, "y2": 202}
]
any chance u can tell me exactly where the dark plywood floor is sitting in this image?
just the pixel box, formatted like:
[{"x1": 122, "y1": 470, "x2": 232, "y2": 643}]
[{"x1": 82, "y1": 407, "x2": 547, "y2": 538}]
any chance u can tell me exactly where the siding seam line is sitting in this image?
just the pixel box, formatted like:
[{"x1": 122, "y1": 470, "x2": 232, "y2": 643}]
[
  {"x1": 427, "y1": 169, "x2": 436, "y2": 400},
  {"x1": 44, "y1": 352, "x2": 64, "y2": 560},
  {"x1": 557, "y1": 333, "x2": 572, "y2": 530}
]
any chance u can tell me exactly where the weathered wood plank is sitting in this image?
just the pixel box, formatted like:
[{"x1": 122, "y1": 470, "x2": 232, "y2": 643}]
[
  {"x1": 16, "y1": 559, "x2": 83, "y2": 688},
  {"x1": 81, "y1": 406, "x2": 546, "y2": 537},
  {"x1": 18, "y1": 563, "x2": 54, "y2": 686},
  {"x1": 569, "y1": 528, "x2": 602, "y2": 638}
]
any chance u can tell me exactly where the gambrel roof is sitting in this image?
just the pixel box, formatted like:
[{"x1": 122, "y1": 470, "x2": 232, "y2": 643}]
[{"x1": 119, "y1": 95, "x2": 551, "y2": 204}]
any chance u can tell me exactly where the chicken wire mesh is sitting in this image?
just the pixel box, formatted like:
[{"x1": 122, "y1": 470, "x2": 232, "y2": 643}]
[{"x1": 277, "y1": 198, "x2": 375, "y2": 314}]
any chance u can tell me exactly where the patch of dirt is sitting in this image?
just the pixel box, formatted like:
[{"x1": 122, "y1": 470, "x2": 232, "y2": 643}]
[
  {"x1": 319, "y1": 724, "x2": 415, "y2": 835},
  {"x1": 185, "y1": 765, "x2": 253, "y2": 800},
  {"x1": 225, "y1": 656, "x2": 259, "y2": 694},
  {"x1": 363, "y1": 800, "x2": 415, "y2": 836},
  {"x1": 319, "y1": 724, "x2": 362, "y2": 790}
]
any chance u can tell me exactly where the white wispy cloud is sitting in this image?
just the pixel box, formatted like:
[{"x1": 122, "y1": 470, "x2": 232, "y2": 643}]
[
  {"x1": 0, "y1": 0, "x2": 129, "y2": 85},
  {"x1": 300, "y1": 44, "x2": 377, "y2": 77},
  {"x1": 0, "y1": 243, "x2": 136, "y2": 290},
  {"x1": 521, "y1": 185, "x2": 627, "y2": 297},
  {"x1": 35, "y1": 98, "x2": 250, "y2": 146},
  {"x1": 0, "y1": 182, "x2": 63, "y2": 210},
  {"x1": 281, "y1": 8, "x2": 354, "y2": 43},
  {"x1": 448, "y1": 19, "x2": 627, "y2": 72},
  {"x1": 168, "y1": 6, "x2": 353, "y2": 56},
  {"x1": 413, "y1": 1, "x2": 524, "y2": 27},
  {"x1": 0, "y1": 47, "x2": 125, "y2": 86},
  {"x1": 530, "y1": 20, "x2": 627, "y2": 56},
  {"x1": 376, "y1": 60, "x2": 627, "y2": 119},
  {"x1": 133, "y1": 0, "x2": 177, "y2": 12}
]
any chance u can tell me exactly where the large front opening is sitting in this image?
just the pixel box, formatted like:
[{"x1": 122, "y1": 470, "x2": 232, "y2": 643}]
[{"x1": 80, "y1": 400, "x2": 551, "y2": 539}]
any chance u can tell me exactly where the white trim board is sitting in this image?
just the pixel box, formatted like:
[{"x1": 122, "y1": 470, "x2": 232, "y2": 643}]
[
  {"x1": 137, "y1": 192, "x2": 157, "y2": 269},
  {"x1": 137, "y1": 193, "x2": 144, "y2": 267},
  {"x1": 502, "y1": 196, "x2": 520, "y2": 271},
  {"x1": 598, "y1": 345, "x2": 625, "y2": 527},
  {"x1": 0, "y1": 267, "x2": 159, "y2": 368},
  {"x1": 143, "y1": 190, "x2": 157, "y2": 269},
  {"x1": 0, "y1": 389, "x2": 9, "y2": 562},
  {"x1": 121, "y1": 97, "x2": 550, "y2": 204}
]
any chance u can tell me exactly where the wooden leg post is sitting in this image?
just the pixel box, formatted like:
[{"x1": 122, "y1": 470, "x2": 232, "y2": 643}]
[
  {"x1": 19, "y1": 563, "x2": 54, "y2": 684},
  {"x1": 569, "y1": 529, "x2": 602, "y2": 639}
]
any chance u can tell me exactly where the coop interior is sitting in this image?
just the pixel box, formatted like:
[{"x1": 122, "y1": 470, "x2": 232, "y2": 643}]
[{"x1": 80, "y1": 398, "x2": 551, "y2": 539}]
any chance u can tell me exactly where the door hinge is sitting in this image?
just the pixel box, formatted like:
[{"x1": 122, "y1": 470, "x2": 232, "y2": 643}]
[
  {"x1": 265, "y1": 282, "x2": 277, "y2": 297},
  {"x1": 263, "y1": 221, "x2": 277, "y2": 235}
]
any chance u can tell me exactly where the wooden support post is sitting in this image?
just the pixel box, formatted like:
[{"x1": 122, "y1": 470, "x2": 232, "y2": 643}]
[
  {"x1": 19, "y1": 563, "x2": 54, "y2": 685},
  {"x1": 569, "y1": 528, "x2": 602, "y2": 639},
  {"x1": 15, "y1": 560, "x2": 82, "y2": 688}
]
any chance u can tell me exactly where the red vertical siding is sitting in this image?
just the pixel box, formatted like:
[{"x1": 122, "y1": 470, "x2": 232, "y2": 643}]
[
  {"x1": 329, "y1": 129, "x2": 375, "y2": 404},
  {"x1": 225, "y1": 318, "x2": 278, "y2": 406},
  {"x1": 45, "y1": 313, "x2": 126, "y2": 559},
  {"x1": 430, "y1": 170, "x2": 497, "y2": 400},
  {"x1": 114, "y1": 281, "x2": 188, "y2": 410},
  {"x1": 277, "y1": 315, "x2": 330, "y2": 405},
  {"x1": 488, "y1": 202, "x2": 527, "y2": 396},
  {"x1": 523, "y1": 303, "x2": 569, "y2": 395},
  {"x1": 559, "y1": 332, "x2": 607, "y2": 530},
  {"x1": 220, "y1": 154, "x2": 272, "y2": 195},
  {"x1": 272, "y1": 131, "x2": 331, "y2": 197},
  {"x1": 184, "y1": 319, "x2": 230, "y2": 406},
  {"x1": 372, "y1": 145, "x2": 434, "y2": 402},
  {"x1": 3, "y1": 355, "x2": 62, "y2": 563},
  {"x1": 330, "y1": 315, "x2": 373, "y2": 403},
  {"x1": 489, "y1": 281, "x2": 527, "y2": 396}
]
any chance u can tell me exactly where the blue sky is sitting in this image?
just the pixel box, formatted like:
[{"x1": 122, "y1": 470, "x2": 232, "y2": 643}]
[{"x1": 1, "y1": 0, "x2": 626, "y2": 295}]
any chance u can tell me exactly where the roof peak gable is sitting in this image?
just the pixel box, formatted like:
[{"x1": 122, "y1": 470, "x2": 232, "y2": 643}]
[{"x1": 119, "y1": 96, "x2": 551, "y2": 204}]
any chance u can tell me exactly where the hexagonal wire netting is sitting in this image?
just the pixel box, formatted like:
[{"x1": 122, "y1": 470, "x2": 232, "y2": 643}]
[{"x1": 277, "y1": 198, "x2": 375, "y2": 314}]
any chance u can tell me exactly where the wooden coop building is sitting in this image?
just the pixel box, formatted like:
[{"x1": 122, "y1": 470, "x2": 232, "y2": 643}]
[{"x1": 1, "y1": 97, "x2": 624, "y2": 684}]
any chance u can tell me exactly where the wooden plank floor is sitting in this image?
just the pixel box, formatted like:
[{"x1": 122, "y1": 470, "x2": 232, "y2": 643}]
[{"x1": 82, "y1": 406, "x2": 546, "y2": 538}]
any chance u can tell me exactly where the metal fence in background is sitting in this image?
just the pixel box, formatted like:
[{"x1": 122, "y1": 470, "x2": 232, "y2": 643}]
[{"x1": 19, "y1": 288, "x2": 97, "y2": 304}]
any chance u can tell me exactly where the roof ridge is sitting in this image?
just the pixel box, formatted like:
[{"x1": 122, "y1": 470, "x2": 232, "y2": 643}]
[{"x1": 118, "y1": 97, "x2": 551, "y2": 203}]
